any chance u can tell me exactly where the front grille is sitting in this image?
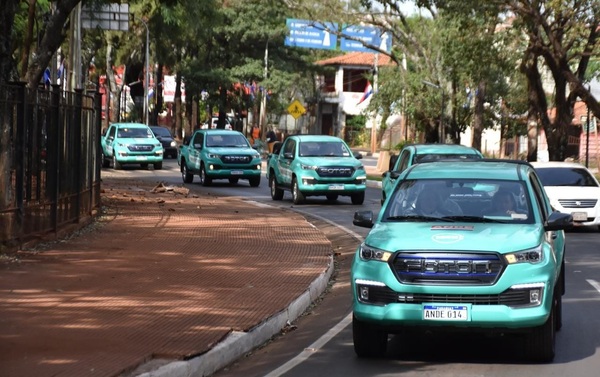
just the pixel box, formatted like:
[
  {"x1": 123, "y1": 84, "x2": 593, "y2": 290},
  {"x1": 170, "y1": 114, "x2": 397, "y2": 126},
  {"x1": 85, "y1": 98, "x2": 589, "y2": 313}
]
[
  {"x1": 558, "y1": 199, "x2": 598, "y2": 208},
  {"x1": 392, "y1": 252, "x2": 505, "y2": 285},
  {"x1": 221, "y1": 155, "x2": 251, "y2": 164},
  {"x1": 127, "y1": 144, "x2": 154, "y2": 152},
  {"x1": 316, "y1": 166, "x2": 354, "y2": 177},
  {"x1": 362, "y1": 285, "x2": 530, "y2": 307}
]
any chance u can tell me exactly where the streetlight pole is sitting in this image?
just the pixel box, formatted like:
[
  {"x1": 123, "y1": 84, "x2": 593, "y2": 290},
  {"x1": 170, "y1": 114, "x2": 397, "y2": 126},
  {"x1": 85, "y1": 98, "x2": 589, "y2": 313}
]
[
  {"x1": 586, "y1": 85, "x2": 591, "y2": 168},
  {"x1": 422, "y1": 80, "x2": 444, "y2": 143},
  {"x1": 139, "y1": 18, "x2": 150, "y2": 126}
]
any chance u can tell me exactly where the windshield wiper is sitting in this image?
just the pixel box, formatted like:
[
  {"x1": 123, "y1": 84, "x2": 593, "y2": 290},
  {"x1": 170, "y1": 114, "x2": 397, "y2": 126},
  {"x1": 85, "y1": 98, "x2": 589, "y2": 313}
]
[
  {"x1": 442, "y1": 215, "x2": 508, "y2": 223},
  {"x1": 385, "y1": 215, "x2": 454, "y2": 222}
]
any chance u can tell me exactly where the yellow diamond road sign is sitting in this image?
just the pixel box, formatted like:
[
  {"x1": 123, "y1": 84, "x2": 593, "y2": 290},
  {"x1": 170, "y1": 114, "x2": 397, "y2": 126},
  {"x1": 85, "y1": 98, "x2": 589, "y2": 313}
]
[{"x1": 288, "y1": 100, "x2": 306, "y2": 120}]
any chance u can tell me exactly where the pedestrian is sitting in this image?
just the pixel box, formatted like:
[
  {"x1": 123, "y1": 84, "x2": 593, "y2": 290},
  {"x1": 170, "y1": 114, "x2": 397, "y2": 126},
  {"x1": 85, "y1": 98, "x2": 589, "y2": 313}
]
[
  {"x1": 250, "y1": 124, "x2": 260, "y2": 147},
  {"x1": 266, "y1": 127, "x2": 277, "y2": 153}
]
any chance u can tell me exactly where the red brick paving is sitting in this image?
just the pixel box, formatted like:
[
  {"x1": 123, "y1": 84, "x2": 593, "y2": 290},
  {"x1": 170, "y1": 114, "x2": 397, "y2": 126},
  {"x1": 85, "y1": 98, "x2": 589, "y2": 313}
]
[{"x1": 0, "y1": 178, "x2": 332, "y2": 377}]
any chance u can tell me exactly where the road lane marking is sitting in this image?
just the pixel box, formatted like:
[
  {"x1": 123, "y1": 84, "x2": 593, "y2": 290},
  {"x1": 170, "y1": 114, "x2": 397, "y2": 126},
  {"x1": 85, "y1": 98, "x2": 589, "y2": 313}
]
[{"x1": 587, "y1": 279, "x2": 600, "y2": 293}]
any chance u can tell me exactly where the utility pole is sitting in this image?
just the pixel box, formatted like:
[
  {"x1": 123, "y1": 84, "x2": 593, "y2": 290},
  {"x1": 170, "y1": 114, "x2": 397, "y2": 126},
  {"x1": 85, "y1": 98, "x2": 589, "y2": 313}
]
[
  {"x1": 138, "y1": 18, "x2": 150, "y2": 126},
  {"x1": 259, "y1": 41, "x2": 268, "y2": 136},
  {"x1": 586, "y1": 85, "x2": 591, "y2": 168},
  {"x1": 370, "y1": 53, "x2": 378, "y2": 154}
]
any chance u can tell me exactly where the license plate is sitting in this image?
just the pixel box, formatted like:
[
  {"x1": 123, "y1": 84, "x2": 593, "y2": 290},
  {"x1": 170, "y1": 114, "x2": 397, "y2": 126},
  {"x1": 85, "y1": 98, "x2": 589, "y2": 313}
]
[
  {"x1": 328, "y1": 184, "x2": 344, "y2": 190},
  {"x1": 135, "y1": 156, "x2": 147, "y2": 161},
  {"x1": 571, "y1": 211, "x2": 587, "y2": 221},
  {"x1": 231, "y1": 170, "x2": 243, "y2": 175},
  {"x1": 423, "y1": 305, "x2": 469, "y2": 321}
]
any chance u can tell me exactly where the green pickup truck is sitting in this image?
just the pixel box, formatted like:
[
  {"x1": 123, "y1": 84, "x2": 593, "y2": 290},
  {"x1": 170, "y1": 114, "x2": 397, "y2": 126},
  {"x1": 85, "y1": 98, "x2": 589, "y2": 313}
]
[
  {"x1": 177, "y1": 129, "x2": 262, "y2": 186},
  {"x1": 266, "y1": 134, "x2": 367, "y2": 204},
  {"x1": 100, "y1": 122, "x2": 164, "y2": 170}
]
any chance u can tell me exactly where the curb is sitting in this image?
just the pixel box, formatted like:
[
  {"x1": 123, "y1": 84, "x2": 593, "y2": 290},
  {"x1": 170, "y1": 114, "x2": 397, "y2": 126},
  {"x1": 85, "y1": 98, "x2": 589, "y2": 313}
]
[{"x1": 137, "y1": 256, "x2": 335, "y2": 377}]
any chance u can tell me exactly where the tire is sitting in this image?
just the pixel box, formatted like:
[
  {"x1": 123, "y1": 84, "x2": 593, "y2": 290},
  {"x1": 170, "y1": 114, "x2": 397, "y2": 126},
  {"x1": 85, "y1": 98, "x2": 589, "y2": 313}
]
[
  {"x1": 200, "y1": 164, "x2": 212, "y2": 186},
  {"x1": 249, "y1": 176, "x2": 260, "y2": 187},
  {"x1": 326, "y1": 194, "x2": 338, "y2": 201},
  {"x1": 181, "y1": 162, "x2": 194, "y2": 183},
  {"x1": 524, "y1": 302, "x2": 555, "y2": 362},
  {"x1": 154, "y1": 162, "x2": 163, "y2": 170},
  {"x1": 101, "y1": 152, "x2": 110, "y2": 168},
  {"x1": 292, "y1": 178, "x2": 305, "y2": 204},
  {"x1": 352, "y1": 315, "x2": 387, "y2": 358},
  {"x1": 229, "y1": 178, "x2": 239, "y2": 185},
  {"x1": 113, "y1": 155, "x2": 122, "y2": 170},
  {"x1": 351, "y1": 191, "x2": 365, "y2": 205},
  {"x1": 270, "y1": 175, "x2": 284, "y2": 200}
]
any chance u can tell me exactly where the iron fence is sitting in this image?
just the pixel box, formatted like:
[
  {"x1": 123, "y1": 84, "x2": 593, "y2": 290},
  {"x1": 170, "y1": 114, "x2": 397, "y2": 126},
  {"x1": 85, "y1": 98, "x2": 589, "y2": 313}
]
[{"x1": 0, "y1": 83, "x2": 102, "y2": 250}]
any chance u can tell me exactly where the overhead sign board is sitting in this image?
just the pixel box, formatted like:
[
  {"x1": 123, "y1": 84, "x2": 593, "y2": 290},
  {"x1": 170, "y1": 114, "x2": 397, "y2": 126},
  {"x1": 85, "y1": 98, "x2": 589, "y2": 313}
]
[
  {"x1": 82, "y1": 3, "x2": 129, "y2": 31},
  {"x1": 285, "y1": 19, "x2": 338, "y2": 50},
  {"x1": 288, "y1": 99, "x2": 306, "y2": 119},
  {"x1": 340, "y1": 25, "x2": 392, "y2": 53}
]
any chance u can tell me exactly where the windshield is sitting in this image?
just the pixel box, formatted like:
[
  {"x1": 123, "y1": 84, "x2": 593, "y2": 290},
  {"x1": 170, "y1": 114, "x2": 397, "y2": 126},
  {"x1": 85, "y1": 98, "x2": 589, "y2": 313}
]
[
  {"x1": 299, "y1": 141, "x2": 351, "y2": 157},
  {"x1": 535, "y1": 167, "x2": 599, "y2": 187},
  {"x1": 383, "y1": 178, "x2": 533, "y2": 224},
  {"x1": 117, "y1": 127, "x2": 154, "y2": 138},
  {"x1": 206, "y1": 133, "x2": 249, "y2": 147},
  {"x1": 151, "y1": 127, "x2": 172, "y2": 138}
]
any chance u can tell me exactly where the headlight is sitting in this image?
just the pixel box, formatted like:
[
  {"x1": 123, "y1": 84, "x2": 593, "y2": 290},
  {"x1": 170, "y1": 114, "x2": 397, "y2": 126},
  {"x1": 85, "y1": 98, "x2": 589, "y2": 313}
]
[
  {"x1": 252, "y1": 152, "x2": 260, "y2": 159},
  {"x1": 117, "y1": 142, "x2": 128, "y2": 147},
  {"x1": 301, "y1": 164, "x2": 317, "y2": 170},
  {"x1": 170, "y1": 141, "x2": 177, "y2": 147},
  {"x1": 207, "y1": 153, "x2": 220, "y2": 159},
  {"x1": 505, "y1": 245, "x2": 544, "y2": 264},
  {"x1": 358, "y1": 243, "x2": 392, "y2": 262},
  {"x1": 356, "y1": 164, "x2": 365, "y2": 171}
]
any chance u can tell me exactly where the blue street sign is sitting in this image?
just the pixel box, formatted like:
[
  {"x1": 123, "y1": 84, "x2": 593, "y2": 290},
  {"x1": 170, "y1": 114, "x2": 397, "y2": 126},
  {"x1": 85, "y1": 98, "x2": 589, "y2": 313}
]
[
  {"x1": 340, "y1": 25, "x2": 392, "y2": 53},
  {"x1": 285, "y1": 19, "x2": 338, "y2": 50}
]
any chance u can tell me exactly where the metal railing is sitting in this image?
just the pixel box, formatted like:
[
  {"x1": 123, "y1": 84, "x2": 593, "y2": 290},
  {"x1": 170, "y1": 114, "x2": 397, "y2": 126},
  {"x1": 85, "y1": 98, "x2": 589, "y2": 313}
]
[{"x1": 0, "y1": 83, "x2": 102, "y2": 251}]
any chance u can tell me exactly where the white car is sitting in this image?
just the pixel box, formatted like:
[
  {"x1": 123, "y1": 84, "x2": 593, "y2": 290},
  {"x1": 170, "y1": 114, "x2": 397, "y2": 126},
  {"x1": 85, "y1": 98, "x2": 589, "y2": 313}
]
[{"x1": 532, "y1": 161, "x2": 600, "y2": 231}]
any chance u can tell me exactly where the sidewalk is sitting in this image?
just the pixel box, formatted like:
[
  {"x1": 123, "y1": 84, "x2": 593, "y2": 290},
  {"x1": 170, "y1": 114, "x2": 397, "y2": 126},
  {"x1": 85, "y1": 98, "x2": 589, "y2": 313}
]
[{"x1": 0, "y1": 176, "x2": 352, "y2": 377}]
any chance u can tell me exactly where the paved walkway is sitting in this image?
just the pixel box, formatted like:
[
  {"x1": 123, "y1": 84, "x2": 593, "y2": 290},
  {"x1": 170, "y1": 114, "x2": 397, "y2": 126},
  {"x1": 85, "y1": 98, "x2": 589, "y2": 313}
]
[{"x1": 0, "y1": 177, "x2": 343, "y2": 377}]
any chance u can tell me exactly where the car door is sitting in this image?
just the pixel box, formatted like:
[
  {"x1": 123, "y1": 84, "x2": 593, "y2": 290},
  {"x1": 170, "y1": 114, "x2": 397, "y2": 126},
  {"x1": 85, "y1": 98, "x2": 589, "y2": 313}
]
[
  {"x1": 101, "y1": 125, "x2": 117, "y2": 157},
  {"x1": 189, "y1": 132, "x2": 204, "y2": 171},
  {"x1": 278, "y1": 138, "x2": 296, "y2": 187}
]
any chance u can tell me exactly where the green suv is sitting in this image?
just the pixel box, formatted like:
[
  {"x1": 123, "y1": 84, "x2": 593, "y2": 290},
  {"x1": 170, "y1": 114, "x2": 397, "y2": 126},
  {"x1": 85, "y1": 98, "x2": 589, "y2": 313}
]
[
  {"x1": 266, "y1": 135, "x2": 367, "y2": 204},
  {"x1": 381, "y1": 144, "x2": 483, "y2": 204},
  {"x1": 352, "y1": 160, "x2": 572, "y2": 362},
  {"x1": 101, "y1": 122, "x2": 164, "y2": 170}
]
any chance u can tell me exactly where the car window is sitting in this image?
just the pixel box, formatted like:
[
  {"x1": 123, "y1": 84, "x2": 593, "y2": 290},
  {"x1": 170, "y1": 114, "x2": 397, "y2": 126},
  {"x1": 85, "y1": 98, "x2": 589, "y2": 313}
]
[
  {"x1": 384, "y1": 178, "x2": 533, "y2": 223},
  {"x1": 117, "y1": 127, "x2": 153, "y2": 138},
  {"x1": 206, "y1": 133, "x2": 248, "y2": 147},
  {"x1": 414, "y1": 153, "x2": 482, "y2": 164},
  {"x1": 535, "y1": 167, "x2": 599, "y2": 187},
  {"x1": 529, "y1": 171, "x2": 550, "y2": 220},
  {"x1": 282, "y1": 139, "x2": 296, "y2": 156},
  {"x1": 192, "y1": 132, "x2": 204, "y2": 148},
  {"x1": 397, "y1": 150, "x2": 411, "y2": 172}
]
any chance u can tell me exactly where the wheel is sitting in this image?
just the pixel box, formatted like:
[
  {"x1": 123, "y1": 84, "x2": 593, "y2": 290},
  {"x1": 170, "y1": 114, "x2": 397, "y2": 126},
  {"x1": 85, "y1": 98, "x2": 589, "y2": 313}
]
[
  {"x1": 229, "y1": 178, "x2": 239, "y2": 185},
  {"x1": 292, "y1": 178, "x2": 305, "y2": 204},
  {"x1": 112, "y1": 155, "x2": 122, "y2": 170},
  {"x1": 351, "y1": 191, "x2": 365, "y2": 205},
  {"x1": 249, "y1": 176, "x2": 260, "y2": 187},
  {"x1": 352, "y1": 315, "x2": 387, "y2": 358},
  {"x1": 270, "y1": 175, "x2": 284, "y2": 200},
  {"x1": 200, "y1": 164, "x2": 212, "y2": 186},
  {"x1": 523, "y1": 302, "x2": 555, "y2": 362},
  {"x1": 326, "y1": 194, "x2": 338, "y2": 201},
  {"x1": 140, "y1": 163, "x2": 148, "y2": 170},
  {"x1": 101, "y1": 152, "x2": 110, "y2": 168},
  {"x1": 181, "y1": 162, "x2": 194, "y2": 183},
  {"x1": 153, "y1": 162, "x2": 163, "y2": 170}
]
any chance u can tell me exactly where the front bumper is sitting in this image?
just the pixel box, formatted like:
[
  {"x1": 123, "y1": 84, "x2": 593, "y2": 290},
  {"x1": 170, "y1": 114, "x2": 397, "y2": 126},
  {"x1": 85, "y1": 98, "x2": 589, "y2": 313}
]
[
  {"x1": 296, "y1": 172, "x2": 367, "y2": 195},
  {"x1": 204, "y1": 161, "x2": 262, "y2": 178}
]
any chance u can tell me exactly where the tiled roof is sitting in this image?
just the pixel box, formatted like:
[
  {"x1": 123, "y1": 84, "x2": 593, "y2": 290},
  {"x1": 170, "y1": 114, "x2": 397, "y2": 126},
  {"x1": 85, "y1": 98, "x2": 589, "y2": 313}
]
[{"x1": 315, "y1": 52, "x2": 395, "y2": 67}]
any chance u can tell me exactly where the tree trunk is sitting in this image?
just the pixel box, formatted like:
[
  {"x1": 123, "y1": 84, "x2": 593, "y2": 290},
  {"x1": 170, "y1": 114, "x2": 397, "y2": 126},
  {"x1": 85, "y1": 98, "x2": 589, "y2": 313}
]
[
  {"x1": 470, "y1": 81, "x2": 485, "y2": 152},
  {"x1": 0, "y1": 0, "x2": 20, "y2": 83},
  {"x1": 19, "y1": 0, "x2": 36, "y2": 79}
]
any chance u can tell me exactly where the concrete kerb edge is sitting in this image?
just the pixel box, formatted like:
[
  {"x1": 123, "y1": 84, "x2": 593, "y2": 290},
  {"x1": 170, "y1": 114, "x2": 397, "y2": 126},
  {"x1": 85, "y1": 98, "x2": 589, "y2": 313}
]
[{"x1": 139, "y1": 256, "x2": 335, "y2": 377}]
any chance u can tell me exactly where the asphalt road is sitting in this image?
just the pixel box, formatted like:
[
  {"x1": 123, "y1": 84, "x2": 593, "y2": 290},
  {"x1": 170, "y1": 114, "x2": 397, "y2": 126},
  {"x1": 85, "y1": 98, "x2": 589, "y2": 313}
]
[{"x1": 103, "y1": 159, "x2": 600, "y2": 377}]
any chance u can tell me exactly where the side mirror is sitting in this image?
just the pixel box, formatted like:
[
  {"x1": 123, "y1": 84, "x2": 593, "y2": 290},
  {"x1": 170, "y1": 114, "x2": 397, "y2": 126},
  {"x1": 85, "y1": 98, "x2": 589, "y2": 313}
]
[
  {"x1": 353, "y1": 210, "x2": 374, "y2": 228},
  {"x1": 544, "y1": 211, "x2": 573, "y2": 231},
  {"x1": 354, "y1": 152, "x2": 363, "y2": 160}
]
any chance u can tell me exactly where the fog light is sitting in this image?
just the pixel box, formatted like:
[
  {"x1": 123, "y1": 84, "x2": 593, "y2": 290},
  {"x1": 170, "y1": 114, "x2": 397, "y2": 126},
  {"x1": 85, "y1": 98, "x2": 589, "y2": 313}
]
[
  {"x1": 529, "y1": 289, "x2": 541, "y2": 305},
  {"x1": 359, "y1": 286, "x2": 369, "y2": 301},
  {"x1": 302, "y1": 177, "x2": 316, "y2": 185},
  {"x1": 256, "y1": 164, "x2": 261, "y2": 170},
  {"x1": 209, "y1": 164, "x2": 214, "y2": 170}
]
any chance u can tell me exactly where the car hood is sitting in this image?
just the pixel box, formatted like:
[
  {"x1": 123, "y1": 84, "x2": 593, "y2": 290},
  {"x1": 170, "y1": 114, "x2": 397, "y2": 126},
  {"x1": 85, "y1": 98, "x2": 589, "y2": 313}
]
[
  {"x1": 300, "y1": 156, "x2": 360, "y2": 166},
  {"x1": 116, "y1": 138, "x2": 159, "y2": 144},
  {"x1": 543, "y1": 185, "x2": 600, "y2": 200},
  {"x1": 365, "y1": 222, "x2": 543, "y2": 253},
  {"x1": 207, "y1": 147, "x2": 257, "y2": 154}
]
